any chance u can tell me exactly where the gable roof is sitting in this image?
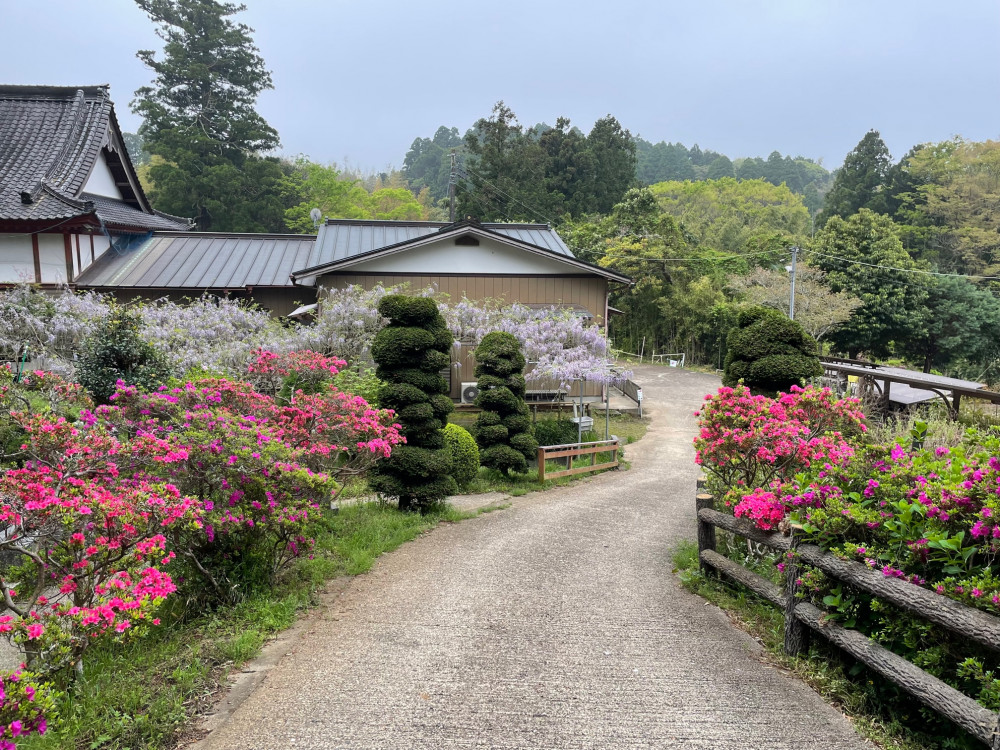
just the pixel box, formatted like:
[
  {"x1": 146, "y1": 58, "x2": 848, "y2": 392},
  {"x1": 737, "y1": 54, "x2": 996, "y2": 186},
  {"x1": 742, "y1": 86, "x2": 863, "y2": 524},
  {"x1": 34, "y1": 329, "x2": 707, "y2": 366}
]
[
  {"x1": 291, "y1": 219, "x2": 631, "y2": 285},
  {"x1": 75, "y1": 231, "x2": 316, "y2": 290},
  {"x1": 0, "y1": 84, "x2": 190, "y2": 231}
]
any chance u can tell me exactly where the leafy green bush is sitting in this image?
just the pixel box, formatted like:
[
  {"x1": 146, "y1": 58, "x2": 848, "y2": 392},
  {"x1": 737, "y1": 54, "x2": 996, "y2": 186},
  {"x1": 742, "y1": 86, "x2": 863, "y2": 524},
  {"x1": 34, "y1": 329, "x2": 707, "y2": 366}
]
[
  {"x1": 472, "y1": 332, "x2": 537, "y2": 475},
  {"x1": 533, "y1": 418, "x2": 578, "y2": 447},
  {"x1": 76, "y1": 303, "x2": 171, "y2": 404},
  {"x1": 443, "y1": 423, "x2": 480, "y2": 486},
  {"x1": 722, "y1": 306, "x2": 822, "y2": 396},
  {"x1": 369, "y1": 295, "x2": 457, "y2": 510}
]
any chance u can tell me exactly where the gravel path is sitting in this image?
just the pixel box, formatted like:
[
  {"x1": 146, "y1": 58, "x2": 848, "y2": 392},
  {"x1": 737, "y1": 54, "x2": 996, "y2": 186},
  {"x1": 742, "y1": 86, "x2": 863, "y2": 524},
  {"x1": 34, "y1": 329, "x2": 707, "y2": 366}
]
[{"x1": 195, "y1": 366, "x2": 870, "y2": 750}]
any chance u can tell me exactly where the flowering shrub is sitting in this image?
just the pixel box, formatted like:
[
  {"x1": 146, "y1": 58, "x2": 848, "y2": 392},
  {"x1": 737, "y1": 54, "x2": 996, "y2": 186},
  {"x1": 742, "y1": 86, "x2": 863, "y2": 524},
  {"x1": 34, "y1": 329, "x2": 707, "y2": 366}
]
[
  {"x1": 140, "y1": 296, "x2": 296, "y2": 376},
  {"x1": 696, "y1": 385, "x2": 1000, "y2": 725},
  {"x1": 0, "y1": 406, "x2": 202, "y2": 677},
  {"x1": 441, "y1": 297, "x2": 627, "y2": 387},
  {"x1": 0, "y1": 669, "x2": 55, "y2": 749},
  {"x1": 104, "y1": 371, "x2": 401, "y2": 596},
  {"x1": 694, "y1": 383, "x2": 866, "y2": 495},
  {"x1": 246, "y1": 349, "x2": 346, "y2": 399}
]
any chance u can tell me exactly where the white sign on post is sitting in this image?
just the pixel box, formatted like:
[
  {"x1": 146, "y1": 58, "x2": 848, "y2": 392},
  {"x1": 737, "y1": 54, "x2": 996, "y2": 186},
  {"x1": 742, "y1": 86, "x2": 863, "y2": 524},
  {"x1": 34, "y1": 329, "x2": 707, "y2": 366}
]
[{"x1": 636, "y1": 389, "x2": 643, "y2": 402}]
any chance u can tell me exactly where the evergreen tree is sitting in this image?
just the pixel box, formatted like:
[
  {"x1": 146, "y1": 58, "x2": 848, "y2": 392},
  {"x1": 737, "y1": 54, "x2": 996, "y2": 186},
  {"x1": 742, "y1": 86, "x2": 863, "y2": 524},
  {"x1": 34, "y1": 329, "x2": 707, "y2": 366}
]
[
  {"x1": 472, "y1": 332, "x2": 537, "y2": 475},
  {"x1": 898, "y1": 276, "x2": 1000, "y2": 373},
  {"x1": 706, "y1": 155, "x2": 735, "y2": 180},
  {"x1": 132, "y1": 0, "x2": 288, "y2": 230},
  {"x1": 585, "y1": 116, "x2": 638, "y2": 214},
  {"x1": 814, "y1": 209, "x2": 928, "y2": 358},
  {"x1": 817, "y1": 130, "x2": 892, "y2": 226},
  {"x1": 368, "y1": 295, "x2": 457, "y2": 511},
  {"x1": 77, "y1": 304, "x2": 171, "y2": 405}
]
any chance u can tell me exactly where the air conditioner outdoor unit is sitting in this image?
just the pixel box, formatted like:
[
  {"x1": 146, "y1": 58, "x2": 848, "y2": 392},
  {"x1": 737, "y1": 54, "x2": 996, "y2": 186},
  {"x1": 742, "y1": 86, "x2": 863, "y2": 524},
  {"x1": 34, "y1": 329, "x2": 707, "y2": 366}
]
[{"x1": 460, "y1": 382, "x2": 480, "y2": 404}]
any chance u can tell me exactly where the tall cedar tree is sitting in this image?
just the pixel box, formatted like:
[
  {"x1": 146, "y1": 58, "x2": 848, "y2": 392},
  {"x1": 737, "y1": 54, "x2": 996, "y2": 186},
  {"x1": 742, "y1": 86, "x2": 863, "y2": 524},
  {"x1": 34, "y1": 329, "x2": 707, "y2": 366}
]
[
  {"x1": 132, "y1": 0, "x2": 289, "y2": 231},
  {"x1": 472, "y1": 332, "x2": 537, "y2": 475},
  {"x1": 369, "y1": 296, "x2": 457, "y2": 511},
  {"x1": 817, "y1": 130, "x2": 892, "y2": 226},
  {"x1": 722, "y1": 307, "x2": 823, "y2": 397}
]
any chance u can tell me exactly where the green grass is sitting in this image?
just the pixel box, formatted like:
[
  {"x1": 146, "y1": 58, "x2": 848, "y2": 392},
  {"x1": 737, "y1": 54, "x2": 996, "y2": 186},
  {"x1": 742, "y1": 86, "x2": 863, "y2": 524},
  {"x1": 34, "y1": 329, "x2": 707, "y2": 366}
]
[
  {"x1": 20, "y1": 501, "x2": 484, "y2": 750},
  {"x1": 672, "y1": 540, "x2": 945, "y2": 750}
]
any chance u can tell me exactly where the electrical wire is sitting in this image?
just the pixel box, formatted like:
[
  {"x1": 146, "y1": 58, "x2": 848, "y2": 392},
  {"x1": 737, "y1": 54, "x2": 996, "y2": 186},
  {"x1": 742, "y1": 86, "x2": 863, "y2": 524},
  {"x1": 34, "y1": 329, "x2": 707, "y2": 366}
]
[{"x1": 803, "y1": 248, "x2": 1000, "y2": 281}]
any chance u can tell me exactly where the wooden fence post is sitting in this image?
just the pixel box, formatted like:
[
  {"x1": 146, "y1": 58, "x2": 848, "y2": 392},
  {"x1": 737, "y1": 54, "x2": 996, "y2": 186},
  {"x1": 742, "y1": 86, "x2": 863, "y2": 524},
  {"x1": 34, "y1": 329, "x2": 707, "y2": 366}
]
[
  {"x1": 696, "y1": 479, "x2": 716, "y2": 575},
  {"x1": 783, "y1": 529, "x2": 809, "y2": 656},
  {"x1": 537, "y1": 447, "x2": 546, "y2": 482}
]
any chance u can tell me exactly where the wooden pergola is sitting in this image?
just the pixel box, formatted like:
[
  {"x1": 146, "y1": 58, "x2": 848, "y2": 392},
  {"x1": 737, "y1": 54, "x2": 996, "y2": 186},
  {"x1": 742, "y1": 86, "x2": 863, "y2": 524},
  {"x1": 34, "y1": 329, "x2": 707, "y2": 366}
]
[{"x1": 820, "y1": 357, "x2": 1000, "y2": 418}]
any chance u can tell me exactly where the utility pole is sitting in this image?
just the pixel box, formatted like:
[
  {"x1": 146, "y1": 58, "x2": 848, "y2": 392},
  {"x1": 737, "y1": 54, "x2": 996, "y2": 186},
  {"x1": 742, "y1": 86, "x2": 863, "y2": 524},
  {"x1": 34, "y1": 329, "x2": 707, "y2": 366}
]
[
  {"x1": 448, "y1": 151, "x2": 456, "y2": 223},
  {"x1": 788, "y1": 246, "x2": 799, "y2": 321}
]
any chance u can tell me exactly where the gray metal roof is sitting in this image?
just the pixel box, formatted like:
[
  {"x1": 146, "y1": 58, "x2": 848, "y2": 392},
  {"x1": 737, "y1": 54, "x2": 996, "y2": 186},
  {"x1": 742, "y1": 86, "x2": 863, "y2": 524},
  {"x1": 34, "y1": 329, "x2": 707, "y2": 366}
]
[
  {"x1": 305, "y1": 219, "x2": 574, "y2": 270},
  {"x1": 0, "y1": 84, "x2": 188, "y2": 231},
  {"x1": 76, "y1": 232, "x2": 315, "y2": 289}
]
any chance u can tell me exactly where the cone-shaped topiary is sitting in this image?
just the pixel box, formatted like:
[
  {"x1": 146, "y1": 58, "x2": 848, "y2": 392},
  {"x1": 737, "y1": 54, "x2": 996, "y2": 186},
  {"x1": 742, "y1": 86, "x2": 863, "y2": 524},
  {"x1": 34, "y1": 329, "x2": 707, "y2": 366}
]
[
  {"x1": 723, "y1": 306, "x2": 823, "y2": 396},
  {"x1": 472, "y1": 332, "x2": 537, "y2": 475},
  {"x1": 369, "y1": 295, "x2": 457, "y2": 511}
]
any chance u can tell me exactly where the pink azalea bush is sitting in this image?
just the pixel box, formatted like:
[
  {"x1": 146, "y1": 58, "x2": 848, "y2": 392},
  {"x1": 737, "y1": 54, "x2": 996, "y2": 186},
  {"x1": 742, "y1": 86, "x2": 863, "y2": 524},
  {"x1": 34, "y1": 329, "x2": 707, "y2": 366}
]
[
  {"x1": 693, "y1": 383, "x2": 866, "y2": 495},
  {"x1": 0, "y1": 353, "x2": 403, "y2": 741},
  {"x1": 695, "y1": 383, "x2": 1000, "y2": 721},
  {"x1": 0, "y1": 668, "x2": 55, "y2": 748},
  {"x1": 101, "y1": 360, "x2": 402, "y2": 596}
]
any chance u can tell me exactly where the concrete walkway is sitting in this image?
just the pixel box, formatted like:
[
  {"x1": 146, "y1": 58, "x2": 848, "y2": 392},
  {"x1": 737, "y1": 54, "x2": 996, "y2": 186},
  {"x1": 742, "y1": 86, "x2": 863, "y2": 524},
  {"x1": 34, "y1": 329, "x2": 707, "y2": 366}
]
[{"x1": 195, "y1": 366, "x2": 870, "y2": 750}]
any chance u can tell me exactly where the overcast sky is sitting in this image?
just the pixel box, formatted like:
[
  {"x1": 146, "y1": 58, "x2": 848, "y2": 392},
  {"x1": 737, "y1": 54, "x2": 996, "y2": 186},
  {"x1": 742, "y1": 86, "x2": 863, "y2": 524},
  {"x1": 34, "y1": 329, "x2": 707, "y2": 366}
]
[{"x1": 3, "y1": 0, "x2": 998, "y2": 172}]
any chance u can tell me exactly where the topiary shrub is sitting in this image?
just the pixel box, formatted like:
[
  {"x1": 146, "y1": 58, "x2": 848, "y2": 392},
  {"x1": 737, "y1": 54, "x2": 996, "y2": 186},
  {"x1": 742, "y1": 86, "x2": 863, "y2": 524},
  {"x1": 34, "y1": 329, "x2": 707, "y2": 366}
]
[
  {"x1": 443, "y1": 423, "x2": 480, "y2": 486},
  {"x1": 77, "y1": 303, "x2": 170, "y2": 404},
  {"x1": 723, "y1": 306, "x2": 823, "y2": 396},
  {"x1": 472, "y1": 332, "x2": 537, "y2": 475},
  {"x1": 368, "y1": 295, "x2": 457, "y2": 511}
]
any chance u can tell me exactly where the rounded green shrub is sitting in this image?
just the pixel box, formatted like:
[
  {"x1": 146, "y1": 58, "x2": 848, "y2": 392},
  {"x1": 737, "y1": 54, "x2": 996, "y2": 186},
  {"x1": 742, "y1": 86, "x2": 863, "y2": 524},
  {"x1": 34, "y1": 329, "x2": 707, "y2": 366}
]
[
  {"x1": 378, "y1": 295, "x2": 439, "y2": 326},
  {"x1": 723, "y1": 306, "x2": 823, "y2": 396},
  {"x1": 369, "y1": 295, "x2": 457, "y2": 511},
  {"x1": 77, "y1": 303, "x2": 171, "y2": 404},
  {"x1": 443, "y1": 423, "x2": 480, "y2": 486},
  {"x1": 472, "y1": 332, "x2": 537, "y2": 475}
]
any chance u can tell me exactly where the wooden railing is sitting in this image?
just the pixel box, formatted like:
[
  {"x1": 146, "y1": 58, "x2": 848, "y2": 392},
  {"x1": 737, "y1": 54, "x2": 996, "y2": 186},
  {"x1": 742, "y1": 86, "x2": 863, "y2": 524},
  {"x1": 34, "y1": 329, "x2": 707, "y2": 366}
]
[
  {"x1": 695, "y1": 479, "x2": 1000, "y2": 747},
  {"x1": 537, "y1": 439, "x2": 619, "y2": 481}
]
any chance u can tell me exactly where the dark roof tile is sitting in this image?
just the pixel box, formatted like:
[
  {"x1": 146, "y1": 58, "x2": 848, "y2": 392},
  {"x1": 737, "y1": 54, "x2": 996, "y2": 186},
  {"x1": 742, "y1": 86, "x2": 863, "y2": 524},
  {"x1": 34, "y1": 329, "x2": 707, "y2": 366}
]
[{"x1": 0, "y1": 84, "x2": 191, "y2": 232}]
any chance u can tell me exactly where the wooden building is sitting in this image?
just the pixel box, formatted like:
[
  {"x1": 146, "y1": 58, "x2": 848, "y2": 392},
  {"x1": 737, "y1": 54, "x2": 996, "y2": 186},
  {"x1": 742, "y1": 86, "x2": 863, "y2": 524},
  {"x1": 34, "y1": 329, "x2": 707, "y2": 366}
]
[
  {"x1": 291, "y1": 218, "x2": 629, "y2": 327},
  {"x1": 0, "y1": 85, "x2": 190, "y2": 286},
  {"x1": 291, "y1": 218, "x2": 631, "y2": 399}
]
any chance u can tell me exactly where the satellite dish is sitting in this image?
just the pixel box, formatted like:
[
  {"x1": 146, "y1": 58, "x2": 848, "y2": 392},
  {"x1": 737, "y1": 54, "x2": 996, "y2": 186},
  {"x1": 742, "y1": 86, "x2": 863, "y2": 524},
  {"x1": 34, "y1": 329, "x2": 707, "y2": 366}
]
[{"x1": 309, "y1": 208, "x2": 322, "y2": 227}]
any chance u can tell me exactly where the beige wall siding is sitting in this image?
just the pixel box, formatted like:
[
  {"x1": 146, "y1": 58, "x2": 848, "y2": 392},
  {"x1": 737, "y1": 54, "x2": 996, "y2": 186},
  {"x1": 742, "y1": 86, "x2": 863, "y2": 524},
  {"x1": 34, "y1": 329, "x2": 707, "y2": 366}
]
[{"x1": 318, "y1": 273, "x2": 609, "y2": 326}]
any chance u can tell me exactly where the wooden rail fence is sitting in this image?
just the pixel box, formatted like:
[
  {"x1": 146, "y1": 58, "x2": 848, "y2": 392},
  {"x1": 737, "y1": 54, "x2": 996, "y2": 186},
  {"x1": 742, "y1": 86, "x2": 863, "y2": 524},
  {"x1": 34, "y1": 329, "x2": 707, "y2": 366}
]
[
  {"x1": 537, "y1": 439, "x2": 619, "y2": 481},
  {"x1": 695, "y1": 479, "x2": 1000, "y2": 747}
]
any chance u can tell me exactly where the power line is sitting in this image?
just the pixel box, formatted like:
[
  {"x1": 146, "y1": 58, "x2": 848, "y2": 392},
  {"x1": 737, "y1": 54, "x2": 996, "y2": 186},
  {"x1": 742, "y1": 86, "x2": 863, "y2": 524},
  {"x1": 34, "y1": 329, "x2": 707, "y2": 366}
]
[
  {"x1": 598, "y1": 248, "x2": 786, "y2": 263},
  {"x1": 803, "y1": 248, "x2": 1000, "y2": 281}
]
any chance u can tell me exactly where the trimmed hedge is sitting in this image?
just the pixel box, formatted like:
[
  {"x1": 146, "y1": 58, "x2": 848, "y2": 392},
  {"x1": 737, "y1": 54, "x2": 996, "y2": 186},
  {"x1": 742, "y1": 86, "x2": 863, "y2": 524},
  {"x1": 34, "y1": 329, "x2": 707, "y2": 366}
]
[
  {"x1": 472, "y1": 332, "x2": 537, "y2": 475},
  {"x1": 443, "y1": 423, "x2": 480, "y2": 486},
  {"x1": 723, "y1": 306, "x2": 823, "y2": 396},
  {"x1": 369, "y1": 295, "x2": 457, "y2": 511}
]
